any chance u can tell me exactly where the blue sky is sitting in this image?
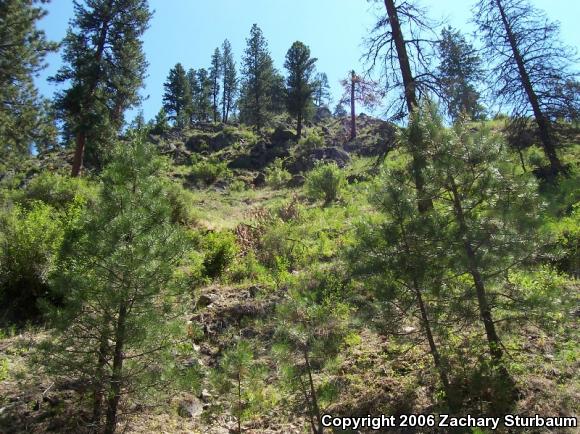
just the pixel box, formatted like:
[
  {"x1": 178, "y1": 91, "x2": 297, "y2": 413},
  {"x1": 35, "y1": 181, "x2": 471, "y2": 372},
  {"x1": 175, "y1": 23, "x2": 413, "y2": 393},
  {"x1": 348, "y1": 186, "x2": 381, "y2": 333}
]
[{"x1": 35, "y1": 0, "x2": 579, "y2": 122}]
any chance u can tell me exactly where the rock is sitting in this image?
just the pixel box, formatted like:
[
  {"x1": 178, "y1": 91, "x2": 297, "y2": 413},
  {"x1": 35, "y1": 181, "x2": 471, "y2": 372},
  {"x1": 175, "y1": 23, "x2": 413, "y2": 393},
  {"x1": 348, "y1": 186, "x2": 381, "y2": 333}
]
[
  {"x1": 313, "y1": 106, "x2": 332, "y2": 123},
  {"x1": 228, "y1": 154, "x2": 255, "y2": 170},
  {"x1": 178, "y1": 397, "x2": 203, "y2": 418},
  {"x1": 287, "y1": 174, "x2": 305, "y2": 187},
  {"x1": 199, "y1": 389, "x2": 212, "y2": 402},
  {"x1": 270, "y1": 126, "x2": 296, "y2": 146},
  {"x1": 213, "y1": 180, "x2": 228, "y2": 190},
  {"x1": 347, "y1": 173, "x2": 369, "y2": 184},
  {"x1": 248, "y1": 285, "x2": 260, "y2": 298},
  {"x1": 287, "y1": 147, "x2": 350, "y2": 173},
  {"x1": 197, "y1": 294, "x2": 215, "y2": 308},
  {"x1": 252, "y1": 172, "x2": 266, "y2": 187}
]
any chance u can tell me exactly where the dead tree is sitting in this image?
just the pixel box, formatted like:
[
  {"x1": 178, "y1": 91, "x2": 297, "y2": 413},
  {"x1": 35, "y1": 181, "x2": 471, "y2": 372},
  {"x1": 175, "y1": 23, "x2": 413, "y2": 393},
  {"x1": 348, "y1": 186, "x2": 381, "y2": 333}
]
[{"x1": 474, "y1": 0, "x2": 579, "y2": 177}]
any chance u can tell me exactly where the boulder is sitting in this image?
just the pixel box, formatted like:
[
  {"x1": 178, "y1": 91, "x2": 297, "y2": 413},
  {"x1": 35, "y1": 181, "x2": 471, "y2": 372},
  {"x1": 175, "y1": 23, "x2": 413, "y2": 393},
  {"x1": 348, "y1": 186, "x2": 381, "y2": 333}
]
[
  {"x1": 287, "y1": 174, "x2": 306, "y2": 187},
  {"x1": 197, "y1": 294, "x2": 215, "y2": 308},
  {"x1": 178, "y1": 397, "x2": 203, "y2": 418},
  {"x1": 313, "y1": 106, "x2": 332, "y2": 123},
  {"x1": 252, "y1": 172, "x2": 266, "y2": 187},
  {"x1": 270, "y1": 126, "x2": 296, "y2": 146},
  {"x1": 287, "y1": 147, "x2": 350, "y2": 173}
]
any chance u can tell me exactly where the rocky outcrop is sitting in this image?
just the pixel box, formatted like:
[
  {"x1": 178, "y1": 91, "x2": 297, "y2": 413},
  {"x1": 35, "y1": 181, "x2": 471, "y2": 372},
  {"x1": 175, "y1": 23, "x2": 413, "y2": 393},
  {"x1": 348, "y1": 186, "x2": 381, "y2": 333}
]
[{"x1": 286, "y1": 146, "x2": 351, "y2": 173}]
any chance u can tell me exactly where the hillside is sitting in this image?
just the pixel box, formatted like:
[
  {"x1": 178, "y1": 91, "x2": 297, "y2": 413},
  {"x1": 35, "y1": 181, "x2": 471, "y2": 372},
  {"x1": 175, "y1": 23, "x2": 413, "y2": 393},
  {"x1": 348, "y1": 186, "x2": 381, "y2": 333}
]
[{"x1": 1, "y1": 112, "x2": 579, "y2": 433}]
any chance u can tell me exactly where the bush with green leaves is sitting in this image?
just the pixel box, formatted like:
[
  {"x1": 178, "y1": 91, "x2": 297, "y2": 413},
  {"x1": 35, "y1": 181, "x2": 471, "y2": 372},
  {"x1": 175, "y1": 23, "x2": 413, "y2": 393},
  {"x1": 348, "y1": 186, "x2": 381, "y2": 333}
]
[
  {"x1": 200, "y1": 230, "x2": 238, "y2": 279},
  {"x1": 305, "y1": 161, "x2": 346, "y2": 204},
  {"x1": 0, "y1": 198, "x2": 84, "y2": 324},
  {"x1": 165, "y1": 182, "x2": 198, "y2": 225},
  {"x1": 190, "y1": 156, "x2": 231, "y2": 185},
  {"x1": 265, "y1": 158, "x2": 291, "y2": 188},
  {"x1": 298, "y1": 130, "x2": 324, "y2": 150},
  {"x1": 11, "y1": 172, "x2": 96, "y2": 210}
]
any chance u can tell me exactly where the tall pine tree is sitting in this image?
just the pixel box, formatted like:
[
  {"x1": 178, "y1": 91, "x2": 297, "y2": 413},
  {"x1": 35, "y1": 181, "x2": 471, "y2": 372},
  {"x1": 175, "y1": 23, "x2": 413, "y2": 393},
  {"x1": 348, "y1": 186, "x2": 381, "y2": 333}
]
[
  {"x1": 221, "y1": 39, "x2": 237, "y2": 123},
  {"x1": 195, "y1": 68, "x2": 212, "y2": 122},
  {"x1": 0, "y1": 0, "x2": 57, "y2": 165},
  {"x1": 42, "y1": 135, "x2": 192, "y2": 433},
  {"x1": 313, "y1": 72, "x2": 331, "y2": 108},
  {"x1": 53, "y1": 0, "x2": 151, "y2": 176},
  {"x1": 436, "y1": 27, "x2": 485, "y2": 121},
  {"x1": 209, "y1": 47, "x2": 222, "y2": 123},
  {"x1": 239, "y1": 24, "x2": 277, "y2": 132},
  {"x1": 284, "y1": 41, "x2": 317, "y2": 138},
  {"x1": 163, "y1": 63, "x2": 192, "y2": 128}
]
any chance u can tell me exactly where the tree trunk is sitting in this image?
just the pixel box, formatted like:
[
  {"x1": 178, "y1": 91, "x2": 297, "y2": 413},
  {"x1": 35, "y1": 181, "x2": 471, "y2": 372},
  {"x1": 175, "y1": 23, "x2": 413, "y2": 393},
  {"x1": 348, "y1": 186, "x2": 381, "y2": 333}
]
[
  {"x1": 222, "y1": 86, "x2": 227, "y2": 123},
  {"x1": 303, "y1": 350, "x2": 323, "y2": 434},
  {"x1": 382, "y1": 0, "x2": 432, "y2": 212},
  {"x1": 70, "y1": 1, "x2": 113, "y2": 177},
  {"x1": 104, "y1": 302, "x2": 127, "y2": 434},
  {"x1": 383, "y1": 0, "x2": 417, "y2": 113},
  {"x1": 350, "y1": 70, "x2": 356, "y2": 140},
  {"x1": 412, "y1": 277, "x2": 455, "y2": 408},
  {"x1": 92, "y1": 327, "x2": 109, "y2": 426},
  {"x1": 297, "y1": 112, "x2": 303, "y2": 138},
  {"x1": 71, "y1": 131, "x2": 86, "y2": 177},
  {"x1": 213, "y1": 79, "x2": 218, "y2": 123},
  {"x1": 448, "y1": 177, "x2": 503, "y2": 363},
  {"x1": 237, "y1": 371, "x2": 242, "y2": 433},
  {"x1": 495, "y1": 0, "x2": 562, "y2": 176}
]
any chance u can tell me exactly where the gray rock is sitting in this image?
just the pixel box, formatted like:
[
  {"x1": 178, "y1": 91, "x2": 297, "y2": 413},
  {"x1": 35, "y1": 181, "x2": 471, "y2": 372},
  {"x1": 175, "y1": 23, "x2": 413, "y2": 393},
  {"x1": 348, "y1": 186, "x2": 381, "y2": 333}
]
[
  {"x1": 287, "y1": 174, "x2": 305, "y2": 187},
  {"x1": 178, "y1": 397, "x2": 203, "y2": 418},
  {"x1": 197, "y1": 294, "x2": 215, "y2": 308},
  {"x1": 287, "y1": 147, "x2": 350, "y2": 173},
  {"x1": 252, "y1": 172, "x2": 266, "y2": 187}
]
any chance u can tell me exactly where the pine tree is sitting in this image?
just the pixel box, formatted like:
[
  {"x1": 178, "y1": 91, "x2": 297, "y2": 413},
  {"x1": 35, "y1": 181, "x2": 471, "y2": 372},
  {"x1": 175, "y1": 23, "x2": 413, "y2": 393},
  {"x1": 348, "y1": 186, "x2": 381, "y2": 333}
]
[
  {"x1": 151, "y1": 107, "x2": 169, "y2": 135},
  {"x1": 221, "y1": 40, "x2": 238, "y2": 123},
  {"x1": 312, "y1": 72, "x2": 331, "y2": 108},
  {"x1": 416, "y1": 104, "x2": 540, "y2": 389},
  {"x1": 474, "y1": 0, "x2": 579, "y2": 176},
  {"x1": 211, "y1": 340, "x2": 266, "y2": 433},
  {"x1": 195, "y1": 68, "x2": 212, "y2": 122},
  {"x1": 284, "y1": 41, "x2": 317, "y2": 138},
  {"x1": 348, "y1": 168, "x2": 456, "y2": 409},
  {"x1": 53, "y1": 0, "x2": 151, "y2": 176},
  {"x1": 163, "y1": 63, "x2": 192, "y2": 128},
  {"x1": 239, "y1": 24, "x2": 277, "y2": 132},
  {"x1": 209, "y1": 47, "x2": 222, "y2": 123},
  {"x1": 0, "y1": 0, "x2": 57, "y2": 165},
  {"x1": 42, "y1": 135, "x2": 191, "y2": 433},
  {"x1": 273, "y1": 290, "x2": 350, "y2": 434},
  {"x1": 436, "y1": 27, "x2": 485, "y2": 121},
  {"x1": 187, "y1": 68, "x2": 198, "y2": 124},
  {"x1": 333, "y1": 103, "x2": 347, "y2": 117}
]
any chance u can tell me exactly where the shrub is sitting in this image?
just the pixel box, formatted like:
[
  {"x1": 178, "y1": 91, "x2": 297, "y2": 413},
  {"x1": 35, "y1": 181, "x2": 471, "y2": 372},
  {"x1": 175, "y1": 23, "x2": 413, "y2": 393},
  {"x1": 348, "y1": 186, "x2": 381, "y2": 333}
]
[
  {"x1": 0, "y1": 202, "x2": 67, "y2": 323},
  {"x1": 305, "y1": 162, "x2": 346, "y2": 204},
  {"x1": 227, "y1": 251, "x2": 273, "y2": 285},
  {"x1": 190, "y1": 157, "x2": 231, "y2": 185},
  {"x1": 165, "y1": 182, "x2": 197, "y2": 225},
  {"x1": 298, "y1": 130, "x2": 324, "y2": 150},
  {"x1": 201, "y1": 231, "x2": 238, "y2": 279},
  {"x1": 13, "y1": 172, "x2": 96, "y2": 210},
  {"x1": 265, "y1": 158, "x2": 291, "y2": 188},
  {"x1": 229, "y1": 179, "x2": 247, "y2": 193}
]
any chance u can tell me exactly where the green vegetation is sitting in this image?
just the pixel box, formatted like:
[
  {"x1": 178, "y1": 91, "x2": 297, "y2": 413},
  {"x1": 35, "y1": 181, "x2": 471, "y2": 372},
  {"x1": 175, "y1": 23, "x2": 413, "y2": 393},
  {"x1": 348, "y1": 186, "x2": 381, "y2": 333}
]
[
  {"x1": 305, "y1": 161, "x2": 346, "y2": 204},
  {"x1": 0, "y1": 1, "x2": 578, "y2": 433}
]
